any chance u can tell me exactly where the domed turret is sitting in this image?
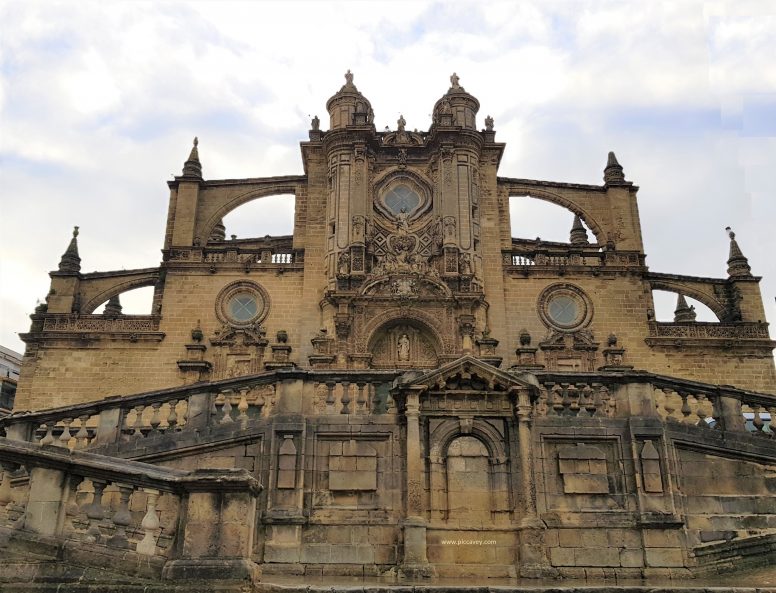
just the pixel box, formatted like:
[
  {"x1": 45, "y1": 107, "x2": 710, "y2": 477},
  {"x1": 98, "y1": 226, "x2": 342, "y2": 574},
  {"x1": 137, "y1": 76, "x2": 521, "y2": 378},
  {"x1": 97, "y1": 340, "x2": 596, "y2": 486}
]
[
  {"x1": 432, "y1": 73, "x2": 480, "y2": 130},
  {"x1": 326, "y1": 70, "x2": 374, "y2": 130}
]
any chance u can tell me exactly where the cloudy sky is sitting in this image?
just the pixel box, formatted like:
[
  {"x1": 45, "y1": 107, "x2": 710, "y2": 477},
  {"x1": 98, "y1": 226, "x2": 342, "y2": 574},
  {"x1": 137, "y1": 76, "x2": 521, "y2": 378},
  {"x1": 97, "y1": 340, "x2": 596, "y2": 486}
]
[{"x1": 1, "y1": 0, "x2": 775, "y2": 355}]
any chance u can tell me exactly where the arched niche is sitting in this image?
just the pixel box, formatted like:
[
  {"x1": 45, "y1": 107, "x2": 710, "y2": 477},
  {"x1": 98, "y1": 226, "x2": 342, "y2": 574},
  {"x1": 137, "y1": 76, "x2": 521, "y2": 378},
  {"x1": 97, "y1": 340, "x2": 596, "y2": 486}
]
[
  {"x1": 445, "y1": 436, "x2": 491, "y2": 522},
  {"x1": 367, "y1": 319, "x2": 441, "y2": 369}
]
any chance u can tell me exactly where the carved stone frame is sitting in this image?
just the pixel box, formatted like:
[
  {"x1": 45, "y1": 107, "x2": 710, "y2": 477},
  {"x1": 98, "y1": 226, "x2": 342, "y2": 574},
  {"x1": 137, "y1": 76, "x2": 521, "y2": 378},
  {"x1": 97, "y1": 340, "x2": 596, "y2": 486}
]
[
  {"x1": 215, "y1": 280, "x2": 271, "y2": 328},
  {"x1": 537, "y1": 283, "x2": 593, "y2": 332}
]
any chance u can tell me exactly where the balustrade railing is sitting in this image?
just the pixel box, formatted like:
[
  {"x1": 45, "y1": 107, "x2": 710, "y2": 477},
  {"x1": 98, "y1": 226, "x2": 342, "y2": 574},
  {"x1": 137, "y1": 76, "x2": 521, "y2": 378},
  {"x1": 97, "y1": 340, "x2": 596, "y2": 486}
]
[
  {"x1": 2, "y1": 370, "x2": 772, "y2": 449},
  {"x1": 1, "y1": 370, "x2": 402, "y2": 450},
  {"x1": 0, "y1": 438, "x2": 260, "y2": 578},
  {"x1": 505, "y1": 242, "x2": 644, "y2": 270},
  {"x1": 167, "y1": 243, "x2": 302, "y2": 266},
  {"x1": 533, "y1": 381, "x2": 615, "y2": 418}
]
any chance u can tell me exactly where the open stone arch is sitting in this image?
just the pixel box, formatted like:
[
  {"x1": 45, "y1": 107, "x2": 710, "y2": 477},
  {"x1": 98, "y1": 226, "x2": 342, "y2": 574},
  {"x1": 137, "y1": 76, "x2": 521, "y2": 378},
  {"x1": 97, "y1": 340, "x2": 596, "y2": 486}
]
[
  {"x1": 648, "y1": 279, "x2": 726, "y2": 321},
  {"x1": 506, "y1": 186, "x2": 606, "y2": 245},
  {"x1": 196, "y1": 176, "x2": 306, "y2": 244},
  {"x1": 80, "y1": 269, "x2": 160, "y2": 314}
]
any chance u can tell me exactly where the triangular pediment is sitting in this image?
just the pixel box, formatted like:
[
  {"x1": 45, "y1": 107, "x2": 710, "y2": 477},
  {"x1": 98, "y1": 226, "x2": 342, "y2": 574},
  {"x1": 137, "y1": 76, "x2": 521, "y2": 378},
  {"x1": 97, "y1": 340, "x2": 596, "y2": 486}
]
[{"x1": 395, "y1": 355, "x2": 534, "y2": 393}]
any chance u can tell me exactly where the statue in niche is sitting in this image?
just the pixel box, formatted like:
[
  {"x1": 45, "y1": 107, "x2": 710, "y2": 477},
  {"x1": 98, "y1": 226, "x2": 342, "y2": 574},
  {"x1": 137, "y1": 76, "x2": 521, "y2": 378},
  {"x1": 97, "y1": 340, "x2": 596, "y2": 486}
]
[
  {"x1": 398, "y1": 334, "x2": 410, "y2": 361},
  {"x1": 444, "y1": 216, "x2": 456, "y2": 238},
  {"x1": 352, "y1": 215, "x2": 364, "y2": 239},
  {"x1": 440, "y1": 99, "x2": 452, "y2": 115},
  {"x1": 396, "y1": 207, "x2": 410, "y2": 233},
  {"x1": 337, "y1": 252, "x2": 350, "y2": 275},
  {"x1": 459, "y1": 252, "x2": 472, "y2": 275}
]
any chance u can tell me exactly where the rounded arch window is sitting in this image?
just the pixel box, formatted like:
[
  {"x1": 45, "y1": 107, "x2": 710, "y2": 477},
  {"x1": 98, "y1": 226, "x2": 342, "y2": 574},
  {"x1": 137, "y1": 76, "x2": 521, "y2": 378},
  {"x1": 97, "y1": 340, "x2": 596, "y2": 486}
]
[
  {"x1": 216, "y1": 281, "x2": 270, "y2": 327},
  {"x1": 538, "y1": 283, "x2": 592, "y2": 331}
]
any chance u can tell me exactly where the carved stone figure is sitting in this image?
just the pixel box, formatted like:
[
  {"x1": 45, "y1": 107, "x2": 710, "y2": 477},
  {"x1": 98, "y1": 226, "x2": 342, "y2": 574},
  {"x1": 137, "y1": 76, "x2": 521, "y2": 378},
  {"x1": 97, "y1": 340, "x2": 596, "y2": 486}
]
[
  {"x1": 485, "y1": 115, "x2": 494, "y2": 131},
  {"x1": 398, "y1": 334, "x2": 410, "y2": 361},
  {"x1": 311, "y1": 115, "x2": 320, "y2": 130},
  {"x1": 395, "y1": 207, "x2": 410, "y2": 233},
  {"x1": 450, "y1": 72, "x2": 460, "y2": 89},
  {"x1": 459, "y1": 253, "x2": 472, "y2": 275},
  {"x1": 337, "y1": 252, "x2": 350, "y2": 275}
]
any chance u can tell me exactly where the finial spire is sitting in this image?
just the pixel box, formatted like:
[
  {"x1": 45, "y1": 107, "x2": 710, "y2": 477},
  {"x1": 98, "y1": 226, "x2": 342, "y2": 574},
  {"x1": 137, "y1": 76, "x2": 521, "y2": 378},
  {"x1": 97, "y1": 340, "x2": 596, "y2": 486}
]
[
  {"x1": 603, "y1": 151, "x2": 626, "y2": 185},
  {"x1": 673, "y1": 294, "x2": 697, "y2": 322},
  {"x1": 58, "y1": 226, "x2": 81, "y2": 273},
  {"x1": 103, "y1": 294, "x2": 123, "y2": 317},
  {"x1": 569, "y1": 214, "x2": 589, "y2": 245},
  {"x1": 182, "y1": 136, "x2": 202, "y2": 178},
  {"x1": 208, "y1": 219, "x2": 226, "y2": 243},
  {"x1": 725, "y1": 226, "x2": 752, "y2": 277}
]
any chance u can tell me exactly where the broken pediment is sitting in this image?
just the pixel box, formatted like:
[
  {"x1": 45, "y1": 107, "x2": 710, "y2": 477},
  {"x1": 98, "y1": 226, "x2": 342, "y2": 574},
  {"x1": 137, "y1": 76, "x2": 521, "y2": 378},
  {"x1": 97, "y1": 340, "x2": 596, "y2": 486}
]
[{"x1": 359, "y1": 274, "x2": 451, "y2": 299}]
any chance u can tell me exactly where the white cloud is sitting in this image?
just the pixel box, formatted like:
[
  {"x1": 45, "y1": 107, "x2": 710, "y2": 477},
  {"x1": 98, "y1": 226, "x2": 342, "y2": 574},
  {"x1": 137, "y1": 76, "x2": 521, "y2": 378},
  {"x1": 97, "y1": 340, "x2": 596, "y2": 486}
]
[{"x1": 1, "y1": 0, "x2": 774, "y2": 354}]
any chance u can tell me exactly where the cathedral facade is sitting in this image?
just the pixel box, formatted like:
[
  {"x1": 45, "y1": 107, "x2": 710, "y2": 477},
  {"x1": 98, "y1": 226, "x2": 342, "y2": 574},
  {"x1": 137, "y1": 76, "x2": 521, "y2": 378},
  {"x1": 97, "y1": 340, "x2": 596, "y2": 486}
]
[{"x1": 1, "y1": 73, "x2": 775, "y2": 585}]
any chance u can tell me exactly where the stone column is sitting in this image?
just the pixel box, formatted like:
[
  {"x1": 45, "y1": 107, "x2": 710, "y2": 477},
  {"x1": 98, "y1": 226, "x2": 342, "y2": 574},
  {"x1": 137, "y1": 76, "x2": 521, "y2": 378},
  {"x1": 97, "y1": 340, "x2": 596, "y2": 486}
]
[
  {"x1": 719, "y1": 395, "x2": 746, "y2": 432},
  {"x1": 400, "y1": 387, "x2": 435, "y2": 578},
  {"x1": 162, "y1": 469, "x2": 262, "y2": 583},
  {"x1": 24, "y1": 466, "x2": 67, "y2": 537},
  {"x1": 513, "y1": 387, "x2": 554, "y2": 578}
]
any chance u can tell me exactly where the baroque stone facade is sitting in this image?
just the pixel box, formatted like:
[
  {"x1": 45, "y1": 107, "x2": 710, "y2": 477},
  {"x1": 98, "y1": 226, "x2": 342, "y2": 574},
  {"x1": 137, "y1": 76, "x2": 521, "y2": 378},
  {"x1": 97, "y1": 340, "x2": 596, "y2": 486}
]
[{"x1": 2, "y1": 73, "x2": 776, "y2": 588}]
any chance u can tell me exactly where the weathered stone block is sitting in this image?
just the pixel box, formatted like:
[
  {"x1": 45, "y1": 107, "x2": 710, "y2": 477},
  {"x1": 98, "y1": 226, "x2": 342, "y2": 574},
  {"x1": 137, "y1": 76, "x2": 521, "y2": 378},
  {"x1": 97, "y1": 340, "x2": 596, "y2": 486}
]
[{"x1": 645, "y1": 547, "x2": 684, "y2": 567}]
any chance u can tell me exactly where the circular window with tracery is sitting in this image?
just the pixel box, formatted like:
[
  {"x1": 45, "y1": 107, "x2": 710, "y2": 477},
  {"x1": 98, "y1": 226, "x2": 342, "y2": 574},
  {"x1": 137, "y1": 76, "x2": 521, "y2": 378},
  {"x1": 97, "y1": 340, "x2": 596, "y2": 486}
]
[
  {"x1": 538, "y1": 284, "x2": 592, "y2": 331},
  {"x1": 374, "y1": 173, "x2": 431, "y2": 222},
  {"x1": 216, "y1": 281, "x2": 270, "y2": 327},
  {"x1": 384, "y1": 184, "x2": 421, "y2": 216}
]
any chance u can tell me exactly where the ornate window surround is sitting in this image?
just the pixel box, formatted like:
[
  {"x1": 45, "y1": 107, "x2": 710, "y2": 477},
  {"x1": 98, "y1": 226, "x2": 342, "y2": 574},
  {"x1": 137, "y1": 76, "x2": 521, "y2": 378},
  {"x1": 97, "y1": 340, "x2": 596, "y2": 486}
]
[
  {"x1": 215, "y1": 280, "x2": 271, "y2": 328},
  {"x1": 373, "y1": 169, "x2": 432, "y2": 223},
  {"x1": 537, "y1": 283, "x2": 593, "y2": 332}
]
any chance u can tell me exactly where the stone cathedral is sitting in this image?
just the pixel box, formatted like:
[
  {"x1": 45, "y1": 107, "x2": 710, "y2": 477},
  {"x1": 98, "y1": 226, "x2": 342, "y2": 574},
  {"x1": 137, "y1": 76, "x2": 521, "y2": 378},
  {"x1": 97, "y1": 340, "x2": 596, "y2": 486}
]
[{"x1": 1, "y1": 73, "x2": 775, "y2": 589}]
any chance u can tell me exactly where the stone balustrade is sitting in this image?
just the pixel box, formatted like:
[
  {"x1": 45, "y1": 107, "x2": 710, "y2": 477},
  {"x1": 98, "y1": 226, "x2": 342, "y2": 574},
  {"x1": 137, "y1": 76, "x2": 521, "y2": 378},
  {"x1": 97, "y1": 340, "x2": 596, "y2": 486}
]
[
  {"x1": 41, "y1": 314, "x2": 162, "y2": 333},
  {"x1": 166, "y1": 242, "x2": 303, "y2": 267},
  {"x1": 534, "y1": 381, "x2": 616, "y2": 418},
  {"x1": 0, "y1": 437, "x2": 261, "y2": 582},
  {"x1": 2, "y1": 370, "x2": 772, "y2": 454},
  {"x1": 504, "y1": 241, "x2": 644, "y2": 271},
  {"x1": 0, "y1": 370, "x2": 402, "y2": 450}
]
